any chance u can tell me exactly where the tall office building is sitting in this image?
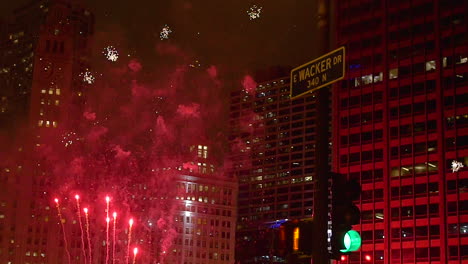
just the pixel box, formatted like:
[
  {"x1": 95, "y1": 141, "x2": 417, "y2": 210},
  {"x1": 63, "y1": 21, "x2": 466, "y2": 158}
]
[
  {"x1": 120, "y1": 143, "x2": 237, "y2": 264},
  {"x1": 334, "y1": 0, "x2": 467, "y2": 263},
  {"x1": 228, "y1": 74, "x2": 322, "y2": 263},
  {"x1": 0, "y1": 1, "x2": 94, "y2": 263}
]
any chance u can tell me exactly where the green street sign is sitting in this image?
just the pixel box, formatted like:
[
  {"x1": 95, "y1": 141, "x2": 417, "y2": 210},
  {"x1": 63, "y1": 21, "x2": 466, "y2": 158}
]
[{"x1": 290, "y1": 46, "x2": 345, "y2": 99}]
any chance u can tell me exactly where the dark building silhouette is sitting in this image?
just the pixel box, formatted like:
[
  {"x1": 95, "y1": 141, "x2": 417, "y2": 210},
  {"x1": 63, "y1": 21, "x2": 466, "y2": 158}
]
[
  {"x1": 228, "y1": 73, "x2": 323, "y2": 263},
  {"x1": 0, "y1": 1, "x2": 94, "y2": 263},
  {"x1": 334, "y1": 0, "x2": 467, "y2": 263}
]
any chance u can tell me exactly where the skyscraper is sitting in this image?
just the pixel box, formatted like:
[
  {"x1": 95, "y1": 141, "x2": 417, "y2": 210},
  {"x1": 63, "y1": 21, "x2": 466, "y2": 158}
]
[
  {"x1": 334, "y1": 0, "x2": 467, "y2": 263},
  {"x1": 228, "y1": 75, "x2": 322, "y2": 263},
  {"x1": 0, "y1": 1, "x2": 94, "y2": 263}
]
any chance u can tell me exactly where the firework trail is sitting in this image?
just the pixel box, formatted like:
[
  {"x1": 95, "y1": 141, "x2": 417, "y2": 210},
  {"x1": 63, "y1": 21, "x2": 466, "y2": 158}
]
[
  {"x1": 75, "y1": 195, "x2": 87, "y2": 264},
  {"x1": 126, "y1": 218, "x2": 134, "y2": 264},
  {"x1": 132, "y1": 248, "x2": 138, "y2": 264},
  {"x1": 112, "y1": 212, "x2": 117, "y2": 264},
  {"x1": 105, "y1": 196, "x2": 110, "y2": 264},
  {"x1": 84, "y1": 207, "x2": 92, "y2": 264},
  {"x1": 54, "y1": 199, "x2": 72, "y2": 264}
]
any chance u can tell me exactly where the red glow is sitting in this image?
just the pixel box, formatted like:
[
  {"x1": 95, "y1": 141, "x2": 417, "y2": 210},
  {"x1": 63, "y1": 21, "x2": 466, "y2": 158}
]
[
  {"x1": 75, "y1": 194, "x2": 80, "y2": 200},
  {"x1": 106, "y1": 217, "x2": 110, "y2": 223},
  {"x1": 54, "y1": 198, "x2": 59, "y2": 203},
  {"x1": 365, "y1": 255, "x2": 372, "y2": 261},
  {"x1": 133, "y1": 247, "x2": 138, "y2": 255},
  {"x1": 83, "y1": 208, "x2": 88, "y2": 214},
  {"x1": 129, "y1": 218, "x2": 134, "y2": 227},
  {"x1": 341, "y1": 255, "x2": 347, "y2": 261},
  {"x1": 113, "y1": 212, "x2": 117, "y2": 218},
  {"x1": 105, "y1": 196, "x2": 110, "y2": 203}
]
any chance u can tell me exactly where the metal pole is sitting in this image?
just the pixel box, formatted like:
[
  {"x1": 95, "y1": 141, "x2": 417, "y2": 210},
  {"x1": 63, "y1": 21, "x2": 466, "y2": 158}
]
[{"x1": 313, "y1": 0, "x2": 330, "y2": 263}]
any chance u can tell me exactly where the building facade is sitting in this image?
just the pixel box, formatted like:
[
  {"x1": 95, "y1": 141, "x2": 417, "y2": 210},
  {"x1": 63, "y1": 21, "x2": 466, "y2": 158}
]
[
  {"x1": 228, "y1": 77, "x2": 322, "y2": 263},
  {"x1": 334, "y1": 0, "x2": 467, "y2": 263},
  {"x1": 0, "y1": 1, "x2": 94, "y2": 264}
]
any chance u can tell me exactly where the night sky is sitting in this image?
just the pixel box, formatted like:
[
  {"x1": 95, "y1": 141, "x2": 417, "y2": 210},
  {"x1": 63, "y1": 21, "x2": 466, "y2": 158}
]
[{"x1": 3, "y1": 0, "x2": 318, "y2": 78}]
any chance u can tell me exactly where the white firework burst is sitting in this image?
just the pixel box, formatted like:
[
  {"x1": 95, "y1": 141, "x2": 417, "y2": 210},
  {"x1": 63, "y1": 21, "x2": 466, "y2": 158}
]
[
  {"x1": 81, "y1": 71, "x2": 95, "y2": 84},
  {"x1": 160, "y1": 25, "x2": 172, "y2": 40},
  {"x1": 103, "y1": 46, "x2": 119, "y2": 62},
  {"x1": 247, "y1": 5, "x2": 262, "y2": 20}
]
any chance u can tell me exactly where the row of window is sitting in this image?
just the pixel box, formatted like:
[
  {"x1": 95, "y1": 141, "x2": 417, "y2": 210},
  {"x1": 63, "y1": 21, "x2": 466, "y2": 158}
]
[{"x1": 37, "y1": 120, "x2": 57, "y2": 128}]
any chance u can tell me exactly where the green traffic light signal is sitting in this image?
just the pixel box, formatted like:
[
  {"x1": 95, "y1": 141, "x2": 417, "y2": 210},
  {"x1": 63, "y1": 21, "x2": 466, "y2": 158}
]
[{"x1": 340, "y1": 230, "x2": 361, "y2": 253}]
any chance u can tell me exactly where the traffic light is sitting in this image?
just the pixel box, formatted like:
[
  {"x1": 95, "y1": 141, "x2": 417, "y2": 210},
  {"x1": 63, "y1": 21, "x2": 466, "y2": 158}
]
[
  {"x1": 275, "y1": 218, "x2": 314, "y2": 259},
  {"x1": 331, "y1": 172, "x2": 361, "y2": 259}
]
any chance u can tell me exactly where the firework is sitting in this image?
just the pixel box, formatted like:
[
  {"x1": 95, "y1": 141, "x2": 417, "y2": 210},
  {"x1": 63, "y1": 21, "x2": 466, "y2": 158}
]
[
  {"x1": 75, "y1": 195, "x2": 87, "y2": 264},
  {"x1": 126, "y1": 218, "x2": 134, "y2": 264},
  {"x1": 132, "y1": 248, "x2": 138, "y2": 264},
  {"x1": 247, "y1": 5, "x2": 262, "y2": 20},
  {"x1": 160, "y1": 25, "x2": 172, "y2": 40},
  {"x1": 112, "y1": 212, "x2": 117, "y2": 264},
  {"x1": 81, "y1": 71, "x2": 95, "y2": 84},
  {"x1": 103, "y1": 46, "x2": 119, "y2": 62},
  {"x1": 61, "y1": 131, "x2": 79, "y2": 147},
  {"x1": 54, "y1": 199, "x2": 72, "y2": 264},
  {"x1": 84, "y1": 207, "x2": 92, "y2": 264},
  {"x1": 105, "y1": 196, "x2": 110, "y2": 264}
]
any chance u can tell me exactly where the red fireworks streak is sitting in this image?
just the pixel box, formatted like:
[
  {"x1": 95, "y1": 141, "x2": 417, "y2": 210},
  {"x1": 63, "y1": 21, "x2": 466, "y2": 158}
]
[
  {"x1": 54, "y1": 198, "x2": 72, "y2": 264},
  {"x1": 75, "y1": 195, "x2": 87, "y2": 264},
  {"x1": 53, "y1": 195, "x2": 143, "y2": 264},
  {"x1": 132, "y1": 248, "x2": 138, "y2": 264},
  {"x1": 112, "y1": 212, "x2": 117, "y2": 264},
  {"x1": 105, "y1": 196, "x2": 111, "y2": 264},
  {"x1": 83, "y1": 207, "x2": 92, "y2": 264},
  {"x1": 126, "y1": 218, "x2": 134, "y2": 264}
]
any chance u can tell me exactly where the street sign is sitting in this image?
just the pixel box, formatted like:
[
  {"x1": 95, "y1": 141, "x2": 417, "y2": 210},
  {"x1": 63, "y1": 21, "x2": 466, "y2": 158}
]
[{"x1": 290, "y1": 46, "x2": 345, "y2": 99}]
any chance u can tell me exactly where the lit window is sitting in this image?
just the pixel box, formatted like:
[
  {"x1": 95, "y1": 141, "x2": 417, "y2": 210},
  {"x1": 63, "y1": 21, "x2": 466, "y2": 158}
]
[
  {"x1": 38, "y1": 120, "x2": 43, "y2": 127},
  {"x1": 41, "y1": 89, "x2": 46, "y2": 94},
  {"x1": 55, "y1": 89, "x2": 60, "y2": 95},
  {"x1": 55, "y1": 100, "x2": 59, "y2": 106},
  {"x1": 389, "y1": 68, "x2": 398, "y2": 79},
  {"x1": 361, "y1": 74, "x2": 373, "y2": 85},
  {"x1": 426, "y1": 60, "x2": 436, "y2": 71},
  {"x1": 48, "y1": 89, "x2": 53, "y2": 95},
  {"x1": 39, "y1": 109, "x2": 44, "y2": 116},
  {"x1": 374, "y1": 72, "x2": 383, "y2": 82},
  {"x1": 45, "y1": 121, "x2": 50, "y2": 127},
  {"x1": 40, "y1": 99, "x2": 45, "y2": 105},
  {"x1": 305, "y1": 176, "x2": 313, "y2": 181},
  {"x1": 52, "y1": 121, "x2": 57, "y2": 128}
]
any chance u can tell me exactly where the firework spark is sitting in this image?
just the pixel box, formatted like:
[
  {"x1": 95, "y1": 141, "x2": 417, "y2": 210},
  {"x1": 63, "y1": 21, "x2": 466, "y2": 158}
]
[
  {"x1": 54, "y1": 199, "x2": 72, "y2": 264},
  {"x1": 247, "y1": 5, "x2": 262, "y2": 20},
  {"x1": 112, "y1": 212, "x2": 117, "y2": 264},
  {"x1": 132, "y1": 248, "x2": 138, "y2": 264},
  {"x1": 103, "y1": 46, "x2": 119, "y2": 62},
  {"x1": 81, "y1": 71, "x2": 95, "y2": 84},
  {"x1": 61, "y1": 131, "x2": 79, "y2": 147},
  {"x1": 126, "y1": 218, "x2": 134, "y2": 264},
  {"x1": 75, "y1": 195, "x2": 87, "y2": 264},
  {"x1": 84, "y1": 208, "x2": 92, "y2": 264},
  {"x1": 160, "y1": 25, "x2": 172, "y2": 40},
  {"x1": 105, "y1": 196, "x2": 110, "y2": 264}
]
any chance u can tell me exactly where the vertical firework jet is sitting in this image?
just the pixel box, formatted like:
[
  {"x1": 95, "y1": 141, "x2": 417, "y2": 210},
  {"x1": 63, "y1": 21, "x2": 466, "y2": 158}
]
[
  {"x1": 83, "y1": 207, "x2": 92, "y2": 264},
  {"x1": 126, "y1": 218, "x2": 134, "y2": 264},
  {"x1": 54, "y1": 199, "x2": 72, "y2": 264},
  {"x1": 75, "y1": 195, "x2": 87, "y2": 264},
  {"x1": 105, "y1": 196, "x2": 111, "y2": 264},
  {"x1": 132, "y1": 248, "x2": 138, "y2": 264},
  {"x1": 112, "y1": 212, "x2": 117, "y2": 264}
]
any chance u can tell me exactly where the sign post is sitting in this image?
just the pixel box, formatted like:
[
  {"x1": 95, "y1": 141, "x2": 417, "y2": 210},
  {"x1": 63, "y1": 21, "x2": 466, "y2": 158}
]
[{"x1": 290, "y1": 46, "x2": 345, "y2": 99}]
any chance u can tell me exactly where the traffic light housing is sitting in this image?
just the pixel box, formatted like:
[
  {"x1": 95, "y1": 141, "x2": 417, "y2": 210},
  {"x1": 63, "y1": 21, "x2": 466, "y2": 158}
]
[
  {"x1": 331, "y1": 173, "x2": 361, "y2": 259},
  {"x1": 275, "y1": 218, "x2": 314, "y2": 259}
]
